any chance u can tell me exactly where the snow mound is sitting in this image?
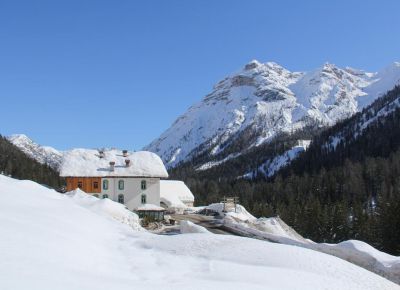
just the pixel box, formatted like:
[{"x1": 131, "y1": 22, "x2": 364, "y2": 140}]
[
  {"x1": 314, "y1": 240, "x2": 400, "y2": 283},
  {"x1": 205, "y1": 203, "x2": 256, "y2": 221},
  {"x1": 180, "y1": 220, "x2": 211, "y2": 234},
  {"x1": 211, "y1": 201, "x2": 400, "y2": 283},
  {"x1": 251, "y1": 217, "x2": 308, "y2": 242},
  {"x1": 223, "y1": 215, "x2": 309, "y2": 245},
  {"x1": 142, "y1": 233, "x2": 400, "y2": 290},
  {"x1": 220, "y1": 207, "x2": 400, "y2": 284},
  {"x1": 336, "y1": 240, "x2": 400, "y2": 267},
  {"x1": 65, "y1": 189, "x2": 142, "y2": 231}
]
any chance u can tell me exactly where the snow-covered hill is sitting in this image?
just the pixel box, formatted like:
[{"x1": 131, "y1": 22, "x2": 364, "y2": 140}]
[
  {"x1": 145, "y1": 61, "x2": 400, "y2": 167},
  {"x1": 1, "y1": 174, "x2": 399, "y2": 290},
  {"x1": 7, "y1": 134, "x2": 63, "y2": 170}
]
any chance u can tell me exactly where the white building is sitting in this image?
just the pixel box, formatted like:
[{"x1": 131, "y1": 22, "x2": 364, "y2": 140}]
[{"x1": 60, "y1": 149, "x2": 169, "y2": 211}]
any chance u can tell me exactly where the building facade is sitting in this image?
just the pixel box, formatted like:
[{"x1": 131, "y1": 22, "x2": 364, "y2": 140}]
[
  {"x1": 65, "y1": 176, "x2": 161, "y2": 210},
  {"x1": 60, "y1": 149, "x2": 169, "y2": 211}
]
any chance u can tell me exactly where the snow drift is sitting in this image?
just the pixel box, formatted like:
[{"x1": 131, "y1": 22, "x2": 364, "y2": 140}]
[
  {"x1": 0, "y1": 175, "x2": 399, "y2": 290},
  {"x1": 213, "y1": 202, "x2": 400, "y2": 284},
  {"x1": 65, "y1": 188, "x2": 142, "y2": 231},
  {"x1": 180, "y1": 220, "x2": 211, "y2": 234}
]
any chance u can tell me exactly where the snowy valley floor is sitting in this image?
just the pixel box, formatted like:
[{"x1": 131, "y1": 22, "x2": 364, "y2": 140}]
[{"x1": 0, "y1": 175, "x2": 399, "y2": 290}]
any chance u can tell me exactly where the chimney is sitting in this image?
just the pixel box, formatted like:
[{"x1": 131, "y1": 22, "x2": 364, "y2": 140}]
[
  {"x1": 125, "y1": 159, "x2": 131, "y2": 167},
  {"x1": 109, "y1": 161, "x2": 115, "y2": 171},
  {"x1": 122, "y1": 149, "x2": 128, "y2": 157}
]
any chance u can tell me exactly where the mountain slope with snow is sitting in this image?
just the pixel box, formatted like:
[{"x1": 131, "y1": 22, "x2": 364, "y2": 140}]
[
  {"x1": 7, "y1": 134, "x2": 63, "y2": 170},
  {"x1": 280, "y1": 84, "x2": 400, "y2": 179},
  {"x1": 145, "y1": 61, "x2": 400, "y2": 167},
  {"x1": 243, "y1": 140, "x2": 311, "y2": 178},
  {"x1": 1, "y1": 174, "x2": 399, "y2": 290}
]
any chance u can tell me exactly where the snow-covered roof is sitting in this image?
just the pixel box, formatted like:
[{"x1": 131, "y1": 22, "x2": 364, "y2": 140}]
[
  {"x1": 160, "y1": 180, "x2": 194, "y2": 205},
  {"x1": 60, "y1": 149, "x2": 168, "y2": 178}
]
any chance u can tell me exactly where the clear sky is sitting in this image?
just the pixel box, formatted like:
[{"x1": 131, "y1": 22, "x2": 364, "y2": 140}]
[{"x1": 0, "y1": 0, "x2": 399, "y2": 150}]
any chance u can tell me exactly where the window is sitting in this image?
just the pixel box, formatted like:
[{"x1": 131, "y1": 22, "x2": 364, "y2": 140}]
[
  {"x1": 118, "y1": 194, "x2": 124, "y2": 204},
  {"x1": 141, "y1": 180, "x2": 147, "y2": 190},
  {"x1": 118, "y1": 180, "x2": 124, "y2": 190},
  {"x1": 93, "y1": 181, "x2": 99, "y2": 189},
  {"x1": 77, "y1": 181, "x2": 83, "y2": 189},
  {"x1": 102, "y1": 194, "x2": 108, "y2": 199},
  {"x1": 103, "y1": 180, "x2": 108, "y2": 190},
  {"x1": 141, "y1": 194, "x2": 146, "y2": 204},
  {"x1": 93, "y1": 194, "x2": 99, "y2": 198}
]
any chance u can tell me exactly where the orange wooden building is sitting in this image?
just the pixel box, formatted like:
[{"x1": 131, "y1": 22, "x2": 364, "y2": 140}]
[{"x1": 65, "y1": 177, "x2": 101, "y2": 194}]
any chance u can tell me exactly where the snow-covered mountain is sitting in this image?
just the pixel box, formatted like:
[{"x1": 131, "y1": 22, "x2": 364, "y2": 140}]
[
  {"x1": 7, "y1": 134, "x2": 63, "y2": 171},
  {"x1": 145, "y1": 61, "x2": 400, "y2": 167}
]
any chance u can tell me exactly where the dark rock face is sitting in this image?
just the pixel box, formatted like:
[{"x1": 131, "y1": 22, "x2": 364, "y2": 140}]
[{"x1": 230, "y1": 75, "x2": 255, "y2": 87}]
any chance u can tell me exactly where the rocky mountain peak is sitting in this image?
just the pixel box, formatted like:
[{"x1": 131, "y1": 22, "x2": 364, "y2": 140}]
[
  {"x1": 244, "y1": 59, "x2": 262, "y2": 70},
  {"x1": 145, "y1": 61, "x2": 400, "y2": 168}
]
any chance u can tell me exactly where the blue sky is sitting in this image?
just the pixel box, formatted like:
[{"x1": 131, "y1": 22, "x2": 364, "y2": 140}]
[{"x1": 0, "y1": 0, "x2": 399, "y2": 150}]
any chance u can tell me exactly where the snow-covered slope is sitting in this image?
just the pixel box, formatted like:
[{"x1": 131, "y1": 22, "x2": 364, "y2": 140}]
[
  {"x1": 209, "y1": 202, "x2": 400, "y2": 284},
  {"x1": 7, "y1": 134, "x2": 63, "y2": 170},
  {"x1": 364, "y1": 62, "x2": 400, "y2": 105},
  {"x1": 325, "y1": 86, "x2": 400, "y2": 150},
  {"x1": 1, "y1": 174, "x2": 398, "y2": 290},
  {"x1": 145, "y1": 61, "x2": 400, "y2": 167},
  {"x1": 243, "y1": 139, "x2": 311, "y2": 178}
]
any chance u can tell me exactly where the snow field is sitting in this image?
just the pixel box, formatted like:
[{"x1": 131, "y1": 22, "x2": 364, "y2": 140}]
[
  {"x1": 0, "y1": 175, "x2": 398, "y2": 290},
  {"x1": 211, "y1": 202, "x2": 400, "y2": 284}
]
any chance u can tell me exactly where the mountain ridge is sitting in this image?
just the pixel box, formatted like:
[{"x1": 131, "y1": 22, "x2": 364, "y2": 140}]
[
  {"x1": 7, "y1": 134, "x2": 63, "y2": 171},
  {"x1": 145, "y1": 60, "x2": 400, "y2": 168}
]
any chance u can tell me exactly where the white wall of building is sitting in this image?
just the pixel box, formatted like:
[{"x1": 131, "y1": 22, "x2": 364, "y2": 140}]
[{"x1": 99, "y1": 177, "x2": 160, "y2": 211}]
